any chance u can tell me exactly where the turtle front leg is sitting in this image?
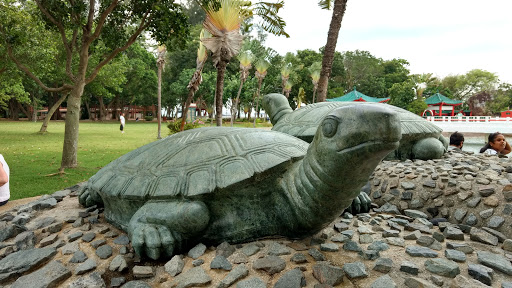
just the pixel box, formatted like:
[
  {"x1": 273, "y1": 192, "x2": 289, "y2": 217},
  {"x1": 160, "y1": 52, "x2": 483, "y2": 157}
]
[
  {"x1": 78, "y1": 185, "x2": 104, "y2": 207},
  {"x1": 128, "y1": 201, "x2": 210, "y2": 260},
  {"x1": 345, "y1": 191, "x2": 372, "y2": 215}
]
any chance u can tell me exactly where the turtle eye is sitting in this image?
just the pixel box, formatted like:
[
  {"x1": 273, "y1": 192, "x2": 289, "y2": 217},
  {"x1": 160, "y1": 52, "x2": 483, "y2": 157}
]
[{"x1": 322, "y1": 118, "x2": 338, "y2": 138}]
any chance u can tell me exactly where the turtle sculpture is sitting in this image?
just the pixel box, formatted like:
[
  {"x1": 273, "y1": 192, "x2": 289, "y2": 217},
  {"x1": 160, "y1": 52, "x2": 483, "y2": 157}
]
[
  {"x1": 79, "y1": 105, "x2": 401, "y2": 260},
  {"x1": 263, "y1": 93, "x2": 447, "y2": 161}
]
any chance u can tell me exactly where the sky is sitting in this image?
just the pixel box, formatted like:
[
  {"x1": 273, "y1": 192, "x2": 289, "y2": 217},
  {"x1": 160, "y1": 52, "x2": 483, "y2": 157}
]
[{"x1": 264, "y1": 0, "x2": 512, "y2": 84}]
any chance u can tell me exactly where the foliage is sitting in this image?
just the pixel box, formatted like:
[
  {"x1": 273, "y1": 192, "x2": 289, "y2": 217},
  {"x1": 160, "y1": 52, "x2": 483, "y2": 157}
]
[
  {"x1": 388, "y1": 80, "x2": 415, "y2": 110},
  {"x1": 407, "y1": 99, "x2": 428, "y2": 115},
  {"x1": 167, "y1": 119, "x2": 204, "y2": 134}
]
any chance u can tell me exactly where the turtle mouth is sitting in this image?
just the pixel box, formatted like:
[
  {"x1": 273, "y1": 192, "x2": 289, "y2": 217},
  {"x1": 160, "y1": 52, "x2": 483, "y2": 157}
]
[{"x1": 338, "y1": 139, "x2": 400, "y2": 154}]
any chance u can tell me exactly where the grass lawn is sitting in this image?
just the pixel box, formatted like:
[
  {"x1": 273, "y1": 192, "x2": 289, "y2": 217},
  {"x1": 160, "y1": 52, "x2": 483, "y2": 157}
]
[{"x1": 0, "y1": 119, "x2": 271, "y2": 200}]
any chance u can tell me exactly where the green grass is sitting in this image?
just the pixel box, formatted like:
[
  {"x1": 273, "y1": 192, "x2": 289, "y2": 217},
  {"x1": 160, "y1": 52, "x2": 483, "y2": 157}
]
[{"x1": 0, "y1": 119, "x2": 272, "y2": 200}]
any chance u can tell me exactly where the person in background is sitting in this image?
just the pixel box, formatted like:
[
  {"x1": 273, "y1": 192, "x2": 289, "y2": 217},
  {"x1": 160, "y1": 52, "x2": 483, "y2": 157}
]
[
  {"x1": 448, "y1": 131, "x2": 464, "y2": 152},
  {"x1": 0, "y1": 154, "x2": 10, "y2": 206},
  {"x1": 479, "y1": 132, "x2": 511, "y2": 156},
  {"x1": 120, "y1": 113, "x2": 126, "y2": 134}
]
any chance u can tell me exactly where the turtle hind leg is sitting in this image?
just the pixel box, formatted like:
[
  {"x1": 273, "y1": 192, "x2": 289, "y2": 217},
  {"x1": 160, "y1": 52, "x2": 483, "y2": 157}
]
[
  {"x1": 128, "y1": 201, "x2": 210, "y2": 260},
  {"x1": 78, "y1": 185, "x2": 104, "y2": 207},
  {"x1": 412, "y1": 137, "x2": 446, "y2": 160}
]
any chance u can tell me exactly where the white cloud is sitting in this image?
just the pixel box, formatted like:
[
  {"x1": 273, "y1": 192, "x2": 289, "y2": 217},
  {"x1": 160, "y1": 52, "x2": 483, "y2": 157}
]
[{"x1": 265, "y1": 0, "x2": 512, "y2": 83}]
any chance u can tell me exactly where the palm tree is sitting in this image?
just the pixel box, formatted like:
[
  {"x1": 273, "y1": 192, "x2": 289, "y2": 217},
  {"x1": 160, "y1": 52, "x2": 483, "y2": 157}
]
[
  {"x1": 411, "y1": 73, "x2": 437, "y2": 100},
  {"x1": 280, "y1": 63, "x2": 292, "y2": 94},
  {"x1": 295, "y1": 87, "x2": 306, "y2": 108},
  {"x1": 201, "y1": 0, "x2": 246, "y2": 126},
  {"x1": 253, "y1": 58, "x2": 269, "y2": 127},
  {"x1": 231, "y1": 50, "x2": 255, "y2": 126},
  {"x1": 316, "y1": 0, "x2": 348, "y2": 102},
  {"x1": 181, "y1": 29, "x2": 210, "y2": 131},
  {"x1": 309, "y1": 61, "x2": 321, "y2": 103},
  {"x1": 283, "y1": 80, "x2": 293, "y2": 99}
]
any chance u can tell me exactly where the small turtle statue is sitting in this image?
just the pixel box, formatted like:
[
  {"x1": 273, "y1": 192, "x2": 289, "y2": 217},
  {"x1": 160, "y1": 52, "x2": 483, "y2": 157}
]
[
  {"x1": 79, "y1": 105, "x2": 401, "y2": 260},
  {"x1": 263, "y1": 93, "x2": 447, "y2": 161}
]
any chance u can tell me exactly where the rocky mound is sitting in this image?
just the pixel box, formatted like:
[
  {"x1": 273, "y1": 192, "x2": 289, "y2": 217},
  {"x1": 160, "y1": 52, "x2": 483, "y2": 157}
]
[
  {"x1": 0, "y1": 152, "x2": 511, "y2": 287},
  {"x1": 368, "y1": 150, "x2": 512, "y2": 239}
]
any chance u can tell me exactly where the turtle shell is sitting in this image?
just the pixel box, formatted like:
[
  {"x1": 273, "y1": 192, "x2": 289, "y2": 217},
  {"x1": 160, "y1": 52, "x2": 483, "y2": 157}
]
[
  {"x1": 87, "y1": 127, "x2": 308, "y2": 200},
  {"x1": 273, "y1": 102, "x2": 442, "y2": 143}
]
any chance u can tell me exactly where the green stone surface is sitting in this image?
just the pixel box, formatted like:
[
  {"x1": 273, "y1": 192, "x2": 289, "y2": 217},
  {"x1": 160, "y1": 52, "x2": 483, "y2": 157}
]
[{"x1": 79, "y1": 106, "x2": 401, "y2": 260}]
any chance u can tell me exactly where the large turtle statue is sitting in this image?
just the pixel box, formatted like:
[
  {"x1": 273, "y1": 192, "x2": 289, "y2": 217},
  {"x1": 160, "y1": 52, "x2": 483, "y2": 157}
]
[
  {"x1": 263, "y1": 93, "x2": 447, "y2": 161},
  {"x1": 79, "y1": 105, "x2": 401, "y2": 260}
]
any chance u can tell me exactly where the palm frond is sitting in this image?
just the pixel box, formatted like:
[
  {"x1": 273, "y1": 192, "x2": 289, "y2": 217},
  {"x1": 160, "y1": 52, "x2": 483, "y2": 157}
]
[
  {"x1": 238, "y1": 50, "x2": 255, "y2": 67},
  {"x1": 255, "y1": 59, "x2": 270, "y2": 74},
  {"x1": 318, "y1": 0, "x2": 334, "y2": 10},
  {"x1": 252, "y1": 1, "x2": 289, "y2": 37}
]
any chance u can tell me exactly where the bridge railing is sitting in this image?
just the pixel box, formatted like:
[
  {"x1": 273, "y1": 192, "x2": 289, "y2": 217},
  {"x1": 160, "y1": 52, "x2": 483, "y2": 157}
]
[{"x1": 425, "y1": 116, "x2": 512, "y2": 123}]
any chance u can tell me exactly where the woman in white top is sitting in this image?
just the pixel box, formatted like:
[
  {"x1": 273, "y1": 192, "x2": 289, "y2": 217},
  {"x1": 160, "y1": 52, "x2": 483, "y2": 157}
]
[
  {"x1": 0, "y1": 154, "x2": 10, "y2": 206},
  {"x1": 479, "y1": 132, "x2": 511, "y2": 156}
]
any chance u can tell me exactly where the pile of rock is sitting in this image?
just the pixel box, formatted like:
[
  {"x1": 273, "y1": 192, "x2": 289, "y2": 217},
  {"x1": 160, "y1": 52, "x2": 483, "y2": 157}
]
[
  {"x1": 370, "y1": 150, "x2": 512, "y2": 239},
  {"x1": 0, "y1": 152, "x2": 512, "y2": 287}
]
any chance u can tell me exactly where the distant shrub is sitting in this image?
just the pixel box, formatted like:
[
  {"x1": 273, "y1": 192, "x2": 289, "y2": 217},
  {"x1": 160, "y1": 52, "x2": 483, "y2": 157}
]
[
  {"x1": 167, "y1": 119, "x2": 204, "y2": 135},
  {"x1": 144, "y1": 116, "x2": 154, "y2": 121}
]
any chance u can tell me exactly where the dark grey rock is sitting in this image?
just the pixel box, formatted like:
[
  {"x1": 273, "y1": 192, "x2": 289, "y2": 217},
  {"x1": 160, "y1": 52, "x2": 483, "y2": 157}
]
[
  {"x1": 374, "y1": 203, "x2": 400, "y2": 214},
  {"x1": 468, "y1": 263, "x2": 493, "y2": 286},
  {"x1": 69, "y1": 250, "x2": 88, "y2": 263},
  {"x1": 404, "y1": 276, "x2": 437, "y2": 288},
  {"x1": 466, "y1": 197, "x2": 481, "y2": 208},
  {"x1": 11, "y1": 260, "x2": 71, "y2": 288},
  {"x1": 470, "y1": 228, "x2": 499, "y2": 246},
  {"x1": 482, "y1": 227, "x2": 507, "y2": 243},
  {"x1": 444, "y1": 226, "x2": 464, "y2": 240},
  {"x1": 331, "y1": 234, "x2": 350, "y2": 243},
  {"x1": 274, "y1": 268, "x2": 306, "y2": 288},
  {"x1": 368, "y1": 241, "x2": 389, "y2": 252},
  {"x1": 75, "y1": 258, "x2": 97, "y2": 275},
  {"x1": 423, "y1": 179, "x2": 437, "y2": 188},
  {"x1": 0, "y1": 247, "x2": 57, "y2": 282},
  {"x1": 480, "y1": 208, "x2": 494, "y2": 219},
  {"x1": 446, "y1": 242, "x2": 474, "y2": 254},
  {"x1": 320, "y1": 243, "x2": 339, "y2": 252},
  {"x1": 477, "y1": 251, "x2": 512, "y2": 275},
  {"x1": 110, "y1": 277, "x2": 126, "y2": 287},
  {"x1": 373, "y1": 257, "x2": 393, "y2": 273},
  {"x1": 479, "y1": 185, "x2": 495, "y2": 196},
  {"x1": 371, "y1": 274, "x2": 397, "y2": 288},
  {"x1": 96, "y1": 244, "x2": 113, "y2": 259},
  {"x1": 343, "y1": 262, "x2": 368, "y2": 279},
  {"x1": 382, "y1": 229, "x2": 400, "y2": 238},
  {"x1": 67, "y1": 231, "x2": 83, "y2": 242},
  {"x1": 454, "y1": 208, "x2": 467, "y2": 222},
  {"x1": 121, "y1": 281, "x2": 152, "y2": 288},
  {"x1": 312, "y1": 263, "x2": 344, "y2": 286},
  {"x1": 404, "y1": 230, "x2": 421, "y2": 240},
  {"x1": 268, "y1": 242, "x2": 291, "y2": 256},
  {"x1": 91, "y1": 239, "x2": 107, "y2": 249},
  {"x1": 132, "y1": 266, "x2": 154, "y2": 278},
  {"x1": 465, "y1": 213, "x2": 478, "y2": 226},
  {"x1": 487, "y1": 216, "x2": 505, "y2": 229},
  {"x1": 445, "y1": 249, "x2": 466, "y2": 262},
  {"x1": 81, "y1": 232, "x2": 96, "y2": 242},
  {"x1": 405, "y1": 246, "x2": 438, "y2": 258},
  {"x1": 0, "y1": 222, "x2": 25, "y2": 242},
  {"x1": 109, "y1": 255, "x2": 128, "y2": 273},
  {"x1": 218, "y1": 264, "x2": 249, "y2": 288},
  {"x1": 400, "y1": 261, "x2": 419, "y2": 275},
  {"x1": 358, "y1": 249, "x2": 380, "y2": 260},
  {"x1": 308, "y1": 248, "x2": 326, "y2": 261},
  {"x1": 165, "y1": 255, "x2": 185, "y2": 277},
  {"x1": 416, "y1": 236, "x2": 435, "y2": 247},
  {"x1": 192, "y1": 259, "x2": 204, "y2": 266},
  {"x1": 401, "y1": 182, "x2": 416, "y2": 190},
  {"x1": 432, "y1": 231, "x2": 445, "y2": 242},
  {"x1": 404, "y1": 209, "x2": 428, "y2": 219},
  {"x1": 236, "y1": 277, "x2": 266, "y2": 288},
  {"x1": 385, "y1": 237, "x2": 405, "y2": 247},
  {"x1": 67, "y1": 271, "x2": 106, "y2": 288},
  {"x1": 241, "y1": 243, "x2": 260, "y2": 256},
  {"x1": 14, "y1": 231, "x2": 36, "y2": 251},
  {"x1": 210, "y1": 255, "x2": 232, "y2": 271},
  {"x1": 113, "y1": 234, "x2": 130, "y2": 245},
  {"x1": 188, "y1": 243, "x2": 207, "y2": 259},
  {"x1": 290, "y1": 253, "x2": 308, "y2": 264},
  {"x1": 425, "y1": 258, "x2": 460, "y2": 278},
  {"x1": 342, "y1": 240, "x2": 362, "y2": 252},
  {"x1": 252, "y1": 256, "x2": 286, "y2": 275}
]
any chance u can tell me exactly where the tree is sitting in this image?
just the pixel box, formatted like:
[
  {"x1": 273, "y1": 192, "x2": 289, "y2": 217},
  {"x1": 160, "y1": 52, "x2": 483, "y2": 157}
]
[
  {"x1": 388, "y1": 80, "x2": 415, "y2": 110},
  {"x1": 200, "y1": 0, "x2": 287, "y2": 126},
  {"x1": 453, "y1": 69, "x2": 499, "y2": 101},
  {"x1": 316, "y1": 0, "x2": 348, "y2": 102},
  {"x1": 253, "y1": 58, "x2": 269, "y2": 127},
  {"x1": 309, "y1": 62, "x2": 321, "y2": 103},
  {"x1": 181, "y1": 29, "x2": 210, "y2": 131},
  {"x1": 2, "y1": 0, "x2": 189, "y2": 170},
  {"x1": 157, "y1": 46, "x2": 166, "y2": 139},
  {"x1": 280, "y1": 63, "x2": 292, "y2": 94},
  {"x1": 231, "y1": 50, "x2": 254, "y2": 126}
]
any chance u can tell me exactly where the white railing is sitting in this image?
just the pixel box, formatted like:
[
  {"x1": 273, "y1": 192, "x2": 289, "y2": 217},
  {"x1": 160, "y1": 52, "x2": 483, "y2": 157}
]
[{"x1": 425, "y1": 116, "x2": 512, "y2": 123}]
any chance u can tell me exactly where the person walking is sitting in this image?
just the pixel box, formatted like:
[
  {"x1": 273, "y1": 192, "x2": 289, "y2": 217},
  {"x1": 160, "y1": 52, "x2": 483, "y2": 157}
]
[
  {"x1": 120, "y1": 113, "x2": 126, "y2": 134},
  {"x1": 0, "y1": 154, "x2": 10, "y2": 206}
]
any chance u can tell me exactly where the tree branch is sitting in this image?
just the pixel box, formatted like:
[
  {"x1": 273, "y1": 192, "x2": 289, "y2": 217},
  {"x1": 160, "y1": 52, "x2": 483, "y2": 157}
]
[
  {"x1": 35, "y1": 0, "x2": 76, "y2": 82},
  {"x1": 7, "y1": 45, "x2": 73, "y2": 93},
  {"x1": 86, "y1": 0, "x2": 95, "y2": 35},
  {"x1": 88, "y1": 0, "x2": 119, "y2": 45},
  {"x1": 86, "y1": 12, "x2": 152, "y2": 84}
]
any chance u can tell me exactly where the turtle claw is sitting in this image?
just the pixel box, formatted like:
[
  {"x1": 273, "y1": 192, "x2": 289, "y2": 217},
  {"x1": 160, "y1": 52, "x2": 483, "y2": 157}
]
[
  {"x1": 78, "y1": 186, "x2": 102, "y2": 207},
  {"x1": 347, "y1": 191, "x2": 372, "y2": 215},
  {"x1": 131, "y1": 223, "x2": 176, "y2": 260}
]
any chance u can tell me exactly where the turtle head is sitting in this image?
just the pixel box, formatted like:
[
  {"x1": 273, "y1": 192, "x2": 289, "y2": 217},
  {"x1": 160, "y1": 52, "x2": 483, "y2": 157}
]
[
  {"x1": 262, "y1": 93, "x2": 293, "y2": 125},
  {"x1": 308, "y1": 104, "x2": 401, "y2": 187}
]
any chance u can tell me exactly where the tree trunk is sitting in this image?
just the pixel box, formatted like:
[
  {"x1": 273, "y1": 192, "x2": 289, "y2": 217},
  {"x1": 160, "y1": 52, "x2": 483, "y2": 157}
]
[
  {"x1": 61, "y1": 84, "x2": 84, "y2": 169},
  {"x1": 32, "y1": 95, "x2": 37, "y2": 122},
  {"x1": 157, "y1": 63, "x2": 162, "y2": 139},
  {"x1": 40, "y1": 93, "x2": 68, "y2": 132},
  {"x1": 84, "y1": 100, "x2": 92, "y2": 120},
  {"x1": 215, "y1": 60, "x2": 228, "y2": 127},
  {"x1": 230, "y1": 79, "x2": 245, "y2": 126},
  {"x1": 312, "y1": 86, "x2": 318, "y2": 103},
  {"x1": 253, "y1": 79, "x2": 263, "y2": 128},
  {"x1": 98, "y1": 96, "x2": 106, "y2": 121},
  {"x1": 8, "y1": 98, "x2": 19, "y2": 120},
  {"x1": 317, "y1": 0, "x2": 348, "y2": 102},
  {"x1": 18, "y1": 101, "x2": 30, "y2": 121},
  {"x1": 180, "y1": 89, "x2": 195, "y2": 131}
]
